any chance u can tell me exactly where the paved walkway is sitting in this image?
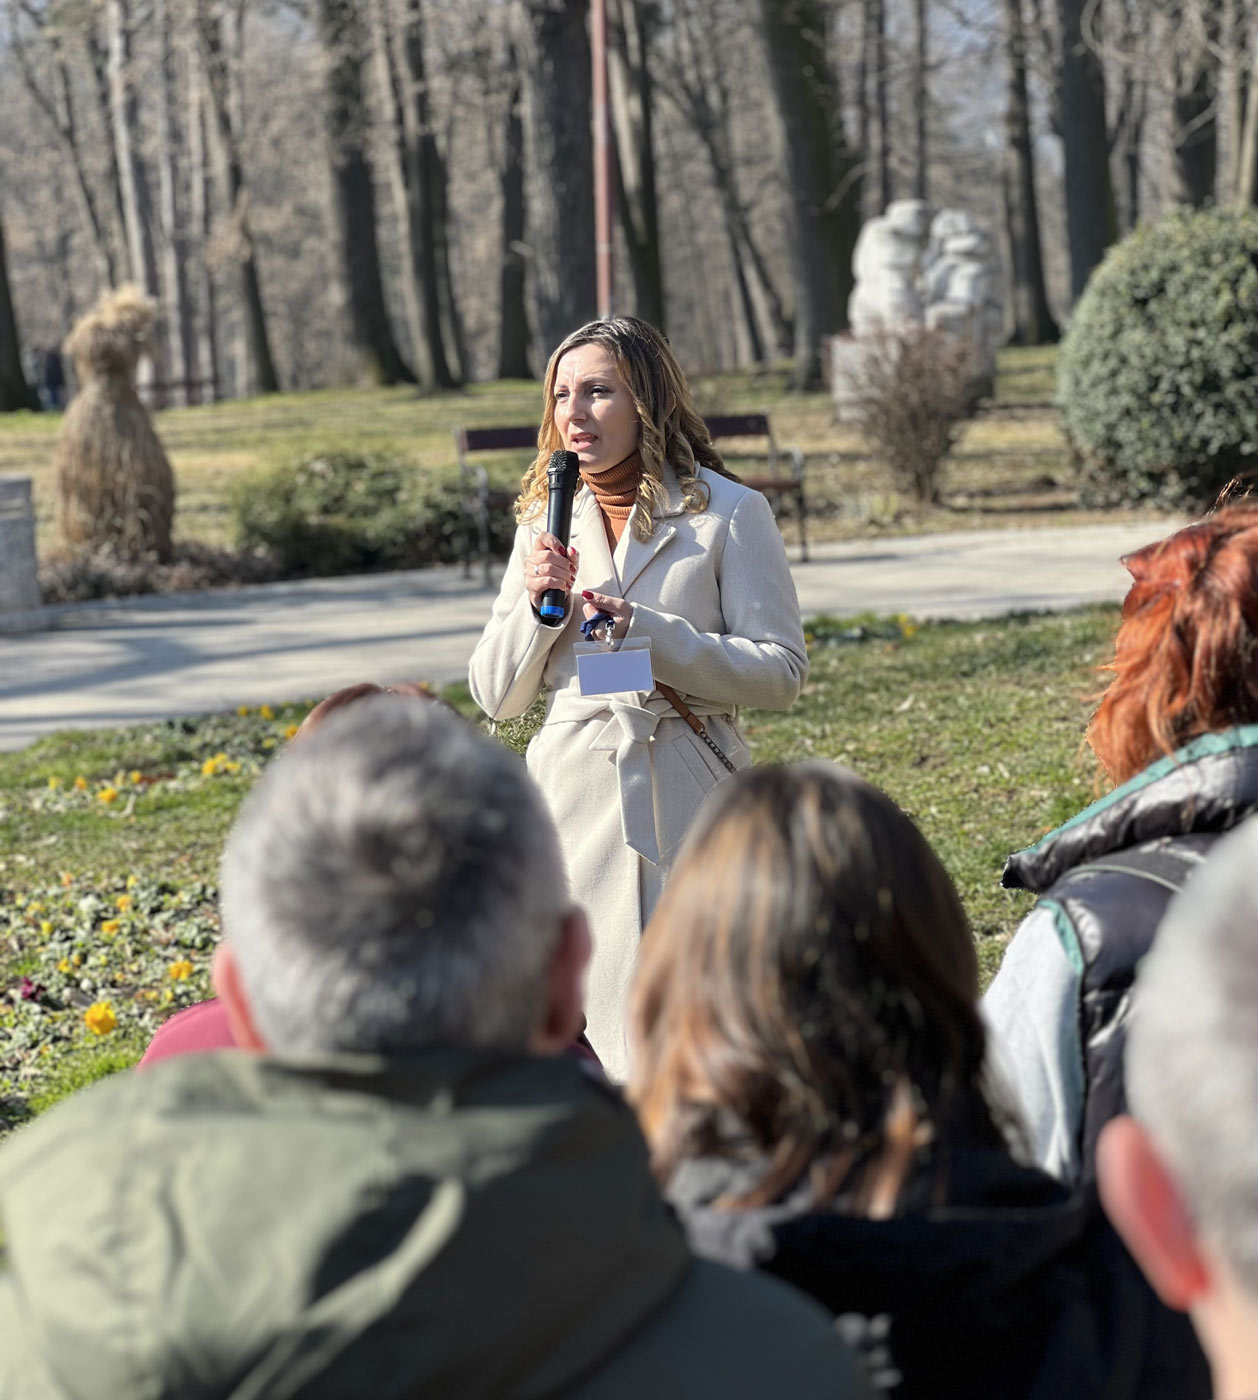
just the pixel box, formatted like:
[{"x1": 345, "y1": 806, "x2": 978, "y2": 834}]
[{"x1": 0, "y1": 521, "x2": 1172, "y2": 752}]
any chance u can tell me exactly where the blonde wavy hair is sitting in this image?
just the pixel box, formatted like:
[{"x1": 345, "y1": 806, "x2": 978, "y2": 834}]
[{"x1": 515, "y1": 317, "x2": 736, "y2": 541}]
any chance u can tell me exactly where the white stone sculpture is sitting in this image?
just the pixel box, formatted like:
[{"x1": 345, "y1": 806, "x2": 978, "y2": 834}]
[
  {"x1": 847, "y1": 199, "x2": 933, "y2": 335},
  {"x1": 832, "y1": 203, "x2": 1004, "y2": 418},
  {"x1": 923, "y1": 209, "x2": 1003, "y2": 387}
]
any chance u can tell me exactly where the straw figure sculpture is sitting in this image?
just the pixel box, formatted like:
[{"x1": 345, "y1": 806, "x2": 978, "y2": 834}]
[{"x1": 56, "y1": 285, "x2": 175, "y2": 562}]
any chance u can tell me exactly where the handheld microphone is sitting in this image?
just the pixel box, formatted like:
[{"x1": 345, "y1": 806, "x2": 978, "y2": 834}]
[{"x1": 539, "y1": 449, "x2": 580, "y2": 626}]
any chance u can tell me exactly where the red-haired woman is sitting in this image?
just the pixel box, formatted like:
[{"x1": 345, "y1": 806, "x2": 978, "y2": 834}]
[{"x1": 986, "y1": 505, "x2": 1258, "y2": 1189}]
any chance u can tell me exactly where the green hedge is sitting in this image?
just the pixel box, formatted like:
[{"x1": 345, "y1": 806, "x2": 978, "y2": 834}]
[
  {"x1": 231, "y1": 453, "x2": 515, "y2": 578},
  {"x1": 1058, "y1": 207, "x2": 1258, "y2": 508}
]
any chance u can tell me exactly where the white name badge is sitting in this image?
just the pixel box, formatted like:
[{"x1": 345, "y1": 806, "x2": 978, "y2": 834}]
[{"x1": 574, "y1": 637, "x2": 655, "y2": 696}]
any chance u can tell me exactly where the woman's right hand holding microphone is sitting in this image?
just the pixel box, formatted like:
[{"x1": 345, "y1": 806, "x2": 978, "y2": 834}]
[{"x1": 525, "y1": 532, "x2": 579, "y2": 613}]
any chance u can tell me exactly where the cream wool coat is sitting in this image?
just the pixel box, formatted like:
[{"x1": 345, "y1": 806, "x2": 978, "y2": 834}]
[{"x1": 468, "y1": 465, "x2": 808, "y2": 1079}]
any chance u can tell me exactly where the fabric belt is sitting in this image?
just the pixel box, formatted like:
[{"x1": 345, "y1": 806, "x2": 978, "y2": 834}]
[{"x1": 571, "y1": 693, "x2": 733, "y2": 865}]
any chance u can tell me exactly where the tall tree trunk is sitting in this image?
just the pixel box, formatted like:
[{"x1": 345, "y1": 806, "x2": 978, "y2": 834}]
[
  {"x1": 198, "y1": 0, "x2": 280, "y2": 394},
  {"x1": 87, "y1": 15, "x2": 134, "y2": 288},
  {"x1": 609, "y1": 0, "x2": 664, "y2": 327},
  {"x1": 431, "y1": 135, "x2": 469, "y2": 381},
  {"x1": 106, "y1": 0, "x2": 166, "y2": 398},
  {"x1": 156, "y1": 0, "x2": 193, "y2": 402},
  {"x1": 513, "y1": 0, "x2": 597, "y2": 363},
  {"x1": 1239, "y1": 40, "x2": 1258, "y2": 204},
  {"x1": 1056, "y1": 0, "x2": 1116, "y2": 301},
  {"x1": 1171, "y1": 0, "x2": 1220, "y2": 206},
  {"x1": 186, "y1": 39, "x2": 219, "y2": 399},
  {"x1": 1110, "y1": 0, "x2": 1146, "y2": 232},
  {"x1": 0, "y1": 209, "x2": 39, "y2": 413},
  {"x1": 370, "y1": 0, "x2": 455, "y2": 387},
  {"x1": 1002, "y1": 0, "x2": 1059, "y2": 344},
  {"x1": 313, "y1": 0, "x2": 416, "y2": 385},
  {"x1": 757, "y1": 0, "x2": 861, "y2": 388},
  {"x1": 378, "y1": 0, "x2": 458, "y2": 387},
  {"x1": 106, "y1": 0, "x2": 160, "y2": 296},
  {"x1": 912, "y1": 0, "x2": 928, "y2": 201},
  {"x1": 498, "y1": 42, "x2": 533, "y2": 378},
  {"x1": 723, "y1": 209, "x2": 766, "y2": 365},
  {"x1": 873, "y1": 0, "x2": 891, "y2": 212}
]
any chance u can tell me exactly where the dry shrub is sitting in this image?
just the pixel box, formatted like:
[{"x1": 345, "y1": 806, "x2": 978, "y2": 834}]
[
  {"x1": 851, "y1": 327, "x2": 977, "y2": 506},
  {"x1": 55, "y1": 285, "x2": 175, "y2": 562},
  {"x1": 38, "y1": 541, "x2": 279, "y2": 605}
]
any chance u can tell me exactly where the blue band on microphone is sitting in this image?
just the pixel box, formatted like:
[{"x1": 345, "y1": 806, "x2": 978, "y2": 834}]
[{"x1": 539, "y1": 603, "x2": 566, "y2": 621}]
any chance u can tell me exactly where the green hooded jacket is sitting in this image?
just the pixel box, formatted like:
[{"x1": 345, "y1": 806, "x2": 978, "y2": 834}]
[{"x1": 0, "y1": 1049, "x2": 867, "y2": 1399}]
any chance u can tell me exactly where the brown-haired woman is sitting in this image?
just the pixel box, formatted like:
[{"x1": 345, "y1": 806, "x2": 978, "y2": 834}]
[
  {"x1": 630, "y1": 763, "x2": 1183, "y2": 1400},
  {"x1": 469, "y1": 318, "x2": 806, "y2": 1080}
]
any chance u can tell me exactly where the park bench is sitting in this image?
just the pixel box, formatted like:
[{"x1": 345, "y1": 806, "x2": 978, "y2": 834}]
[{"x1": 455, "y1": 412, "x2": 807, "y2": 586}]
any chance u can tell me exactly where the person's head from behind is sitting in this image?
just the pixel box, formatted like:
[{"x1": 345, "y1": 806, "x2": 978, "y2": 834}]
[
  {"x1": 213, "y1": 698, "x2": 590, "y2": 1057},
  {"x1": 517, "y1": 316, "x2": 730, "y2": 532},
  {"x1": 629, "y1": 762, "x2": 1001, "y2": 1216},
  {"x1": 1088, "y1": 504, "x2": 1258, "y2": 785},
  {"x1": 1097, "y1": 819, "x2": 1258, "y2": 1400}
]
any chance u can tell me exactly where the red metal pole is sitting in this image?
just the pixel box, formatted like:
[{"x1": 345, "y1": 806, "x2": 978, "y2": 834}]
[{"x1": 592, "y1": 0, "x2": 614, "y2": 319}]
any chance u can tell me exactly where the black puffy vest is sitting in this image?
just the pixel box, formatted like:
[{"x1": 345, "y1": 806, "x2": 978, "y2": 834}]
[{"x1": 1002, "y1": 727, "x2": 1258, "y2": 1182}]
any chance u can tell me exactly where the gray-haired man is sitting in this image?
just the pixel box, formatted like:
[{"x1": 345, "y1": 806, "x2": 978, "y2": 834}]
[
  {"x1": 0, "y1": 698, "x2": 869, "y2": 1399},
  {"x1": 1098, "y1": 816, "x2": 1258, "y2": 1400}
]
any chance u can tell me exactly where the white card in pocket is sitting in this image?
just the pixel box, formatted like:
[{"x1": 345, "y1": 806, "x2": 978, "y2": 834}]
[{"x1": 574, "y1": 637, "x2": 654, "y2": 696}]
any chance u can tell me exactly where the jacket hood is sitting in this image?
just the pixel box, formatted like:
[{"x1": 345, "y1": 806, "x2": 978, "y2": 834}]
[
  {"x1": 668, "y1": 1141, "x2": 1084, "y2": 1321},
  {"x1": 667, "y1": 1144, "x2": 1146, "y2": 1400},
  {"x1": 1003, "y1": 725, "x2": 1258, "y2": 894},
  {"x1": 0, "y1": 1049, "x2": 689, "y2": 1400}
]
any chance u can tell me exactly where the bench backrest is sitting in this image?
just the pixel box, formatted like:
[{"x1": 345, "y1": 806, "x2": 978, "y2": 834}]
[{"x1": 457, "y1": 414, "x2": 780, "y2": 474}]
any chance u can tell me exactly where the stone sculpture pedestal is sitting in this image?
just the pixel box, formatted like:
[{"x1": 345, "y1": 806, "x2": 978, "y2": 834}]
[{"x1": 0, "y1": 476, "x2": 47, "y2": 633}]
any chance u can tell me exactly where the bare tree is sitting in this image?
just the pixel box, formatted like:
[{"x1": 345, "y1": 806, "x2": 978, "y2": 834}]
[
  {"x1": 1169, "y1": 0, "x2": 1220, "y2": 204},
  {"x1": 1238, "y1": 26, "x2": 1258, "y2": 202},
  {"x1": 0, "y1": 204, "x2": 38, "y2": 412},
  {"x1": 106, "y1": 0, "x2": 160, "y2": 295},
  {"x1": 497, "y1": 38, "x2": 532, "y2": 377},
  {"x1": 758, "y1": 0, "x2": 861, "y2": 387},
  {"x1": 313, "y1": 0, "x2": 416, "y2": 384},
  {"x1": 1056, "y1": 0, "x2": 1116, "y2": 300},
  {"x1": 185, "y1": 33, "x2": 219, "y2": 399},
  {"x1": 1002, "y1": 0, "x2": 1058, "y2": 343},
  {"x1": 912, "y1": 0, "x2": 928, "y2": 200},
  {"x1": 1110, "y1": 0, "x2": 1148, "y2": 230},
  {"x1": 197, "y1": 0, "x2": 279, "y2": 393},
  {"x1": 155, "y1": 0, "x2": 194, "y2": 399},
  {"x1": 664, "y1": 0, "x2": 792, "y2": 359},
  {"x1": 512, "y1": 0, "x2": 597, "y2": 362},
  {"x1": 609, "y1": 0, "x2": 664, "y2": 326},
  {"x1": 6, "y1": 0, "x2": 119, "y2": 289},
  {"x1": 371, "y1": 0, "x2": 459, "y2": 387}
]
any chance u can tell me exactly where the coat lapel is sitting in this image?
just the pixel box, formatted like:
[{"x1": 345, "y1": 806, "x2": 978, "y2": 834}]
[
  {"x1": 571, "y1": 489, "x2": 619, "y2": 594},
  {"x1": 617, "y1": 464, "x2": 687, "y2": 597}
]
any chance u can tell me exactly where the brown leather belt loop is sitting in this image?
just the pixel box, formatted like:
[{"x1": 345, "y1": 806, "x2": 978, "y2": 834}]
[{"x1": 655, "y1": 682, "x2": 738, "y2": 774}]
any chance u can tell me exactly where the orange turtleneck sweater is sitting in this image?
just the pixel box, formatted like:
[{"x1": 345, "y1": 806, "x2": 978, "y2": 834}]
[{"x1": 581, "y1": 451, "x2": 642, "y2": 550}]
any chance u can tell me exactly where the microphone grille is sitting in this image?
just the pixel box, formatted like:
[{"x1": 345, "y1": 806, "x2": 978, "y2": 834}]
[{"x1": 548, "y1": 449, "x2": 579, "y2": 472}]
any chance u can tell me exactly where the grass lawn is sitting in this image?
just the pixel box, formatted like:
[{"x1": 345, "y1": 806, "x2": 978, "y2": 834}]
[
  {"x1": 0, "y1": 603, "x2": 1117, "y2": 1138},
  {"x1": 0, "y1": 345, "x2": 1169, "y2": 565}
]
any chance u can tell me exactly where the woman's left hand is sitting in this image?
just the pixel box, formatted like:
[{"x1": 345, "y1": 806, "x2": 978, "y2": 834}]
[{"x1": 581, "y1": 590, "x2": 632, "y2": 643}]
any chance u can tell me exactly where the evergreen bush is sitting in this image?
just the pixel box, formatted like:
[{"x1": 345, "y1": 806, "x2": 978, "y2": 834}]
[
  {"x1": 231, "y1": 453, "x2": 514, "y2": 578},
  {"x1": 1058, "y1": 207, "x2": 1258, "y2": 508}
]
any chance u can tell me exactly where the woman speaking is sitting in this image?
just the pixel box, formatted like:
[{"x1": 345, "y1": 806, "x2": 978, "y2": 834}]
[{"x1": 469, "y1": 318, "x2": 806, "y2": 1078}]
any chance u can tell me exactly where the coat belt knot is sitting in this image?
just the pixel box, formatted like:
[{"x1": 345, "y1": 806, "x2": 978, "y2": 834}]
[{"x1": 596, "y1": 701, "x2": 665, "y2": 864}]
